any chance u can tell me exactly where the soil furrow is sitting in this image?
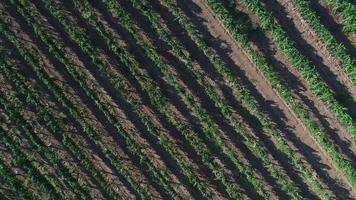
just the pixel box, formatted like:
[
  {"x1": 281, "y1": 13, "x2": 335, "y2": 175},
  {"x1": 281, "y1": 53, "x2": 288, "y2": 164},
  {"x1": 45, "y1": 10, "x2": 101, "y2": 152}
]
[
  {"x1": 273, "y1": 0, "x2": 356, "y2": 99},
  {"x1": 234, "y1": 1, "x2": 356, "y2": 161},
  {"x1": 183, "y1": 0, "x2": 356, "y2": 198}
]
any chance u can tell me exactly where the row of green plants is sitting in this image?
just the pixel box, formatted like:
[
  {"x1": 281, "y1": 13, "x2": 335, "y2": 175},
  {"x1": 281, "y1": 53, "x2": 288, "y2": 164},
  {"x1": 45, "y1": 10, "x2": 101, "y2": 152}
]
[
  {"x1": 154, "y1": 0, "x2": 330, "y2": 199},
  {"x1": 0, "y1": 117, "x2": 63, "y2": 199},
  {"x1": 0, "y1": 53, "x2": 124, "y2": 200},
  {"x1": 0, "y1": 154, "x2": 36, "y2": 199},
  {"x1": 37, "y1": 0, "x2": 183, "y2": 198},
  {"x1": 205, "y1": 0, "x2": 356, "y2": 187},
  {"x1": 60, "y1": 0, "x2": 248, "y2": 197},
  {"x1": 67, "y1": 0, "x2": 217, "y2": 198},
  {"x1": 101, "y1": 0, "x2": 273, "y2": 198},
  {"x1": 0, "y1": 16, "x2": 150, "y2": 199},
  {"x1": 0, "y1": 73, "x2": 90, "y2": 198},
  {"x1": 242, "y1": 0, "x2": 356, "y2": 140},
  {"x1": 292, "y1": 0, "x2": 356, "y2": 83},
  {"x1": 53, "y1": 0, "x2": 244, "y2": 197},
  {"x1": 119, "y1": 0, "x2": 312, "y2": 199},
  {"x1": 321, "y1": 0, "x2": 356, "y2": 35},
  {"x1": 65, "y1": 0, "x2": 252, "y2": 197},
  {"x1": 5, "y1": 0, "x2": 152, "y2": 194},
  {"x1": 71, "y1": 0, "x2": 216, "y2": 197}
]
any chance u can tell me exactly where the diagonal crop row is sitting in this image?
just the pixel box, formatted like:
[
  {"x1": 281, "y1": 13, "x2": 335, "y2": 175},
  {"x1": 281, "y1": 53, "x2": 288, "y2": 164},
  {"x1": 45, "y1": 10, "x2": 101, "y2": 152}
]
[
  {"x1": 113, "y1": 0, "x2": 310, "y2": 199},
  {"x1": 0, "y1": 156, "x2": 36, "y2": 200},
  {"x1": 0, "y1": 74, "x2": 91, "y2": 199},
  {"x1": 53, "y1": 0, "x2": 250, "y2": 198},
  {"x1": 101, "y1": 0, "x2": 280, "y2": 198},
  {"x1": 128, "y1": 0, "x2": 329, "y2": 198},
  {"x1": 0, "y1": 18, "x2": 150, "y2": 199},
  {"x1": 242, "y1": 0, "x2": 356, "y2": 140},
  {"x1": 292, "y1": 0, "x2": 356, "y2": 83},
  {"x1": 10, "y1": 0, "x2": 183, "y2": 198},
  {"x1": 44, "y1": 0, "x2": 244, "y2": 197},
  {"x1": 66, "y1": 0, "x2": 218, "y2": 198},
  {"x1": 126, "y1": 0, "x2": 304, "y2": 198},
  {"x1": 154, "y1": 0, "x2": 330, "y2": 199},
  {"x1": 321, "y1": 0, "x2": 356, "y2": 35},
  {"x1": 15, "y1": 0, "x2": 214, "y2": 198},
  {"x1": 204, "y1": 0, "x2": 356, "y2": 188},
  {"x1": 0, "y1": 118, "x2": 63, "y2": 200},
  {"x1": 0, "y1": 54, "x2": 124, "y2": 200},
  {"x1": 45, "y1": 0, "x2": 246, "y2": 197}
]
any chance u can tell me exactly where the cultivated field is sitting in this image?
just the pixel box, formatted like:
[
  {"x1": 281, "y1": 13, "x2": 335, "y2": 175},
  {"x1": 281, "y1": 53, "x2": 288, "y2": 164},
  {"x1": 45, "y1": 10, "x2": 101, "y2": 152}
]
[{"x1": 0, "y1": 0, "x2": 355, "y2": 199}]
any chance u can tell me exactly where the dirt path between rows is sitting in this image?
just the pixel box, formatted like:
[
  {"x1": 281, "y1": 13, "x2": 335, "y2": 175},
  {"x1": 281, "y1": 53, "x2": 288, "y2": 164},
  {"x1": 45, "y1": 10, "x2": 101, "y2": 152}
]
[
  {"x1": 234, "y1": 0, "x2": 356, "y2": 161},
  {"x1": 275, "y1": 0, "x2": 356, "y2": 99},
  {"x1": 257, "y1": 0, "x2": 356, "y2": 160},
  {"x1": 238, "y1": 0, "x2": 356, "y2": 197},
  {"x1": 183, "y1": 0, "x2": 356, "y2": 198},
  {"x1": 316, "y1": 0, "x2": 356, "y2": 45}
]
